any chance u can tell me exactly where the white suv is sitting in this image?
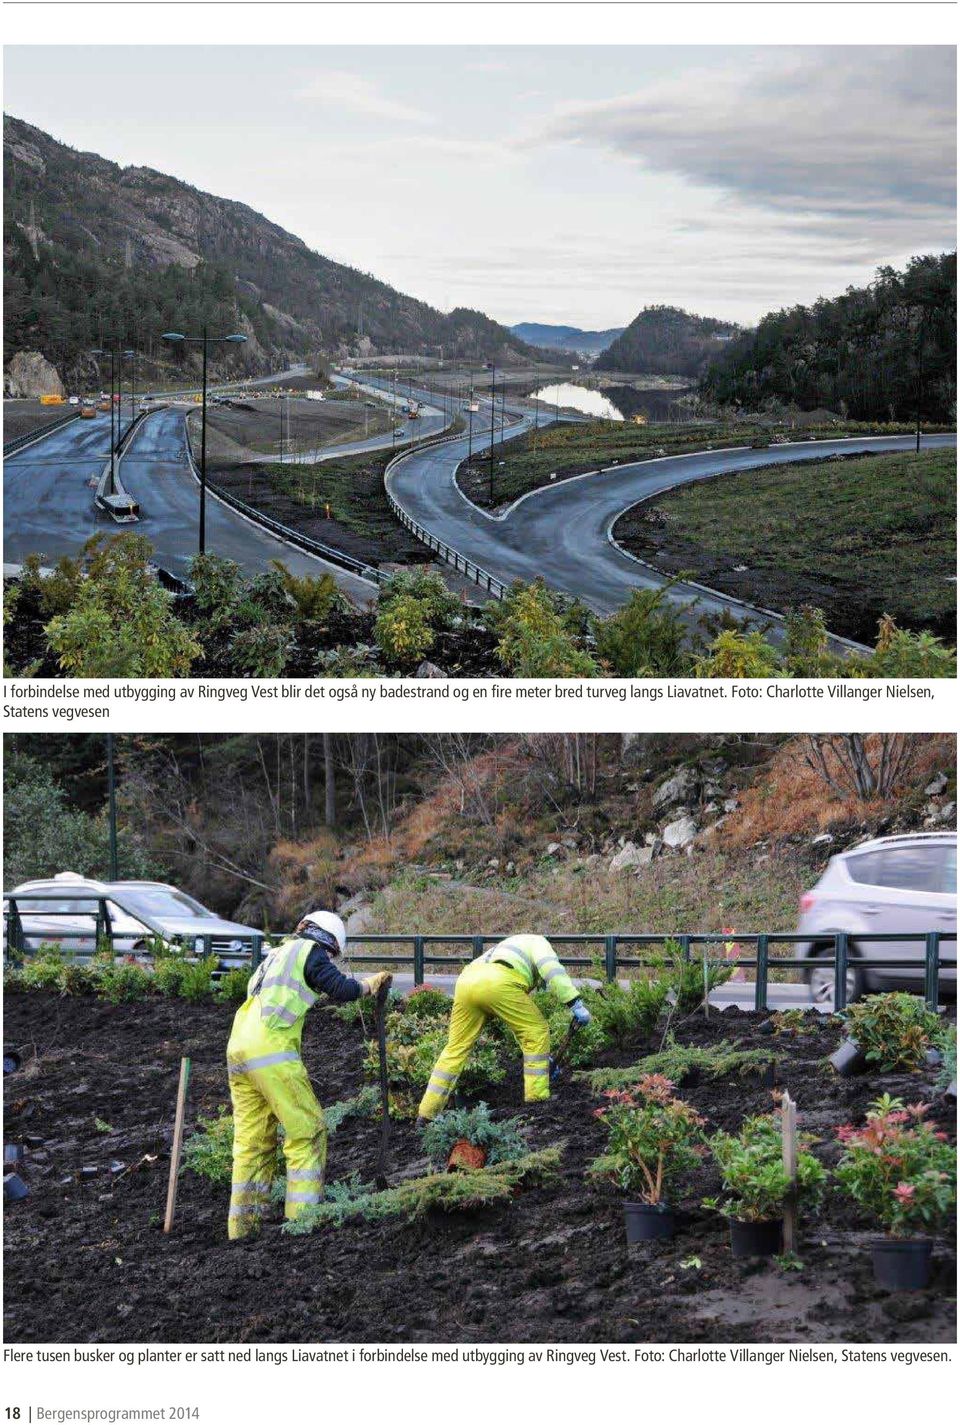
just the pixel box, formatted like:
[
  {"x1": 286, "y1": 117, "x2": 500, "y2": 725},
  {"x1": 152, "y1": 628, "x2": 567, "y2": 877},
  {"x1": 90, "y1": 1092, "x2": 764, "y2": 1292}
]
[{"x1": 795, "y1": 832, "x2": 956, "y2": 1007}]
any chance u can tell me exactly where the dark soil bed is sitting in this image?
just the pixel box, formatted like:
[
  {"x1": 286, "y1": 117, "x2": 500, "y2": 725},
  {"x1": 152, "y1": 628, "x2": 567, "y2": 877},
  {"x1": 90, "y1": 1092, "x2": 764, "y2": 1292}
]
[{"x1": 4, "y1": 993, "x2": 955, "y2": 1344}]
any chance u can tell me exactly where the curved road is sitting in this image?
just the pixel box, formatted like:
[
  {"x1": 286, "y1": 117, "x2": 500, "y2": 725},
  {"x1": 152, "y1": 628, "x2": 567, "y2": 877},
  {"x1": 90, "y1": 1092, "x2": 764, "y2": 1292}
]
[
  {"x1": 387, "y1": 423, "x2": 957, "y2": 643},
  {"x1": 4, "y1": 407, "x2": 377, "y2": 603}
]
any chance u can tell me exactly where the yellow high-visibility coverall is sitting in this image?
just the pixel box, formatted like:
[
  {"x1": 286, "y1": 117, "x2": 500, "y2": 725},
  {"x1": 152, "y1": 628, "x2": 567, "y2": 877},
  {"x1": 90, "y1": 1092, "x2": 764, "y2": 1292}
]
[
  {"x1": 226, "y1": 936, "x2": 330, "y2": 1239},
  {"x1": 417, "y1": 935, "x2": 579, "y2": 1120}
]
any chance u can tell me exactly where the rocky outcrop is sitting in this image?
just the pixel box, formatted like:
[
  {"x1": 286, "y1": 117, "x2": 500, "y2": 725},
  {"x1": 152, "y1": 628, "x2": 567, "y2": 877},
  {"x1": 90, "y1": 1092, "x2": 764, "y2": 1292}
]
[{"x1": 4, "y1": 351, "x2": 65, "y2": 398}]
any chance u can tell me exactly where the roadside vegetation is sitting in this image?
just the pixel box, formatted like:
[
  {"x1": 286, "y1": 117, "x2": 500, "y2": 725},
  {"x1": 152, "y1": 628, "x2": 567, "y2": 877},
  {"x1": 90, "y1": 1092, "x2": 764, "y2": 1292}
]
[
  {"x1": 613, "y1": 449, "x2": 956, "y2": 646},
  {"x1": 4, "y1": 534, "x2": 956, "y2": 679}
]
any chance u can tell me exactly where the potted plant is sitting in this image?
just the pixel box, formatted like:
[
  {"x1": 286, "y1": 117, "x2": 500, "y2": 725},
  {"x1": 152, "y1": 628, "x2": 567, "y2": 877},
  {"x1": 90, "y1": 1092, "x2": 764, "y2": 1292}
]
[
  {"x1": 834, "y1": 1094, "x2": 956, "y2": 1291},
  {"x1": 588, "y1": 1074, "x2": 705, "y2": 1242},
  {"x1": 831, "y1": 992, "x2": 940, "y2": 1077},
  {"x1": 420, "y1": 1102, "x2": 526, "y2": 1173},
  {"x1": 705, "y1": 1112, "x2": 826, "y2": 1257}
]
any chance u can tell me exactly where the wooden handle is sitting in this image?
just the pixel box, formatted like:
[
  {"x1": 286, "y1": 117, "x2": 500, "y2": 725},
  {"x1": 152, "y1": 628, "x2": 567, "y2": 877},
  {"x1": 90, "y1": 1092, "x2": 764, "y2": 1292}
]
[
  {"x1": 781, "y1": 1090, "x2": 798, "y2": 1254},
  {"x1": 163, "y1": 1056, "x2": 192, "y2": 1234}
]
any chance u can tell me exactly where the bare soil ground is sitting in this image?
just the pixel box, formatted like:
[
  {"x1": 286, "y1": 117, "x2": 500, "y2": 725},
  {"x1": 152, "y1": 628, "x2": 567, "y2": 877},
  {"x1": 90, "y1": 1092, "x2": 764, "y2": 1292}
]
[
  {"x1": 4, "y1": 993, "x2": 954, "y2": 1345},
  {"x1": 198, "y1": 396, "x2": 391, "y2": 464},
  {"x1": 3, "y1": 401, "x2": 79, "y2": 446}
]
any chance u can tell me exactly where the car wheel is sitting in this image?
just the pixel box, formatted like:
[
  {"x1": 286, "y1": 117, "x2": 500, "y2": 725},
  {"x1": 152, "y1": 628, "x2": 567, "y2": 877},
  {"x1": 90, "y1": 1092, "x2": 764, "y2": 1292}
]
[{"x1": 807, "y1": 944, "x2": 864, "y2": 1010}]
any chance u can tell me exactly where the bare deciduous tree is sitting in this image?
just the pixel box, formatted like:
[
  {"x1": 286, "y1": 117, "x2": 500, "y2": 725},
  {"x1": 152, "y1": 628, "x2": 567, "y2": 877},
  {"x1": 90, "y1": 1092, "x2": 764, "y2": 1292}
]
[{"x1": 802, "y1": 734, "x2": 920, "y2": 800}]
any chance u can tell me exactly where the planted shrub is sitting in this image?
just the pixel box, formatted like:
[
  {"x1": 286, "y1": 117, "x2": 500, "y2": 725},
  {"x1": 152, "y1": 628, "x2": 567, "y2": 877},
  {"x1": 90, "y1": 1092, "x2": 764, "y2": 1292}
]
[
  {"x1": 588, "y1": 976, "x2": 669, "y2": 1049},
  {"x1": 933, "y1": 1023, "x2": 956, "y2": 1093},
  {"x1": 214, "y1": 967, "x2": 252, "y2": 1005},
  {"x1": 421, "y1": 1103, "x2": 527, "y2": 1170},
  {"x1": 834, "y1": 1094, "x2": 956, "y2": 1238},
  {"x1": 704, "y1": 1112, "x2": 826, "y2": 1223},
  {"x1": 401, "y1": 986, "x2": 452, "y2": 1022},
  {"x1": 177, "y1": 957, "x2": 218, "y2": 1003},
  {"x1": 324, "y1": 1086, "x2": 381, "y2": 1134},
  {"x1": 655, "y1": 940, "x2": 733, "y2": 1015},
  {"x1": 588, "y1": 1075, "x2": 705, "y2": 1205},
  {"x1": 375, "y1": 596, "x2": 435, "y2": 668},
  {"x1": 282, "y1": 1146, "x2": 563, "y2": 1233},
  {"x1": 841, "y1": 993, "x2": 941, "y2": 1072},
  {"x1": 152, "y1": 957, "x2": 191, "y2": 998},
  {"x1": 584, "y1": 1035, "x2": 781, "y2": 1091},
  {"x1": 182, "y1": 1111, "x2": 237, "y2": 1184},
  {"x1": 531, "y1": 990, "x2": 607, "y2": 1068},
  {"x1": 379, "y1": 569, "x2": 460, "y2": 629},
  {"x1": 364, "y1": 1027, "x2": 507, "y2": 1117},
  {"x1": 17, "y1": 948, "x2": 69, "y2": 992},
  {"x1": 94, "y1": 960, "x2": 153, "y2": 1004}
]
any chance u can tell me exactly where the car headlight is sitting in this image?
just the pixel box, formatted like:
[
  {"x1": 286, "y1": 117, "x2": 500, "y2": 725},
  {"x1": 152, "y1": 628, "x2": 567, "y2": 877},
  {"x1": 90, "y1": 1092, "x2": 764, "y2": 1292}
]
[{"x1": 194, "y1": 936, "x2": 205, "y2": 954}]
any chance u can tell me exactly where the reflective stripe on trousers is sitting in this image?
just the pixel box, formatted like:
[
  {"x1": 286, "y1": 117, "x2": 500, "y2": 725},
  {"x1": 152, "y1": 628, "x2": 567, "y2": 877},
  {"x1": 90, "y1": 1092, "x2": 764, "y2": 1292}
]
[{"x1": 227, "y1": 1052, "x2": 327, "y2": 1238}]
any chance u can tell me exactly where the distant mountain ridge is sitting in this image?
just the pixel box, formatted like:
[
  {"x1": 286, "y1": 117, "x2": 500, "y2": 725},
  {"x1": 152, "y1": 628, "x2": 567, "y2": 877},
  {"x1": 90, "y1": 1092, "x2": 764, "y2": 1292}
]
[
  {"x1": 510, "y1": 322, "x2": 624, "y2": 356},
  {"x1": 594, "y1": 305, "x2": 740, "y2": 377},
  {"x1": 3, "y1": 114, "x2": 535, "y2": 384}
]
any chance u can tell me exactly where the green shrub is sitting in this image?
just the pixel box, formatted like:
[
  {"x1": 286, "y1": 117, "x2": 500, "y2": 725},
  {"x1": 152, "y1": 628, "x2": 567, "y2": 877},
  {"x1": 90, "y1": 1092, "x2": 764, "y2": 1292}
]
[
  {"x1": 421, "y1": 1103, "x2": 527, "y2": 1169},
  {"x1": 182, "y1": 1111, "x2": 237, "y2": 1184},
  {"x1": 595, "y1": 585, "x2": 689, "y2": 677},
  {"x1": 588, "y1": 975, "x2": 669, "y2": 1048},
  {"x1": 493, "y1": 581, "x2": 599, "y2": 677},
  {"x1": 227, "y1": 622, "x2": 293, "y2": 678},
  {"x1": 583, "y1": 1035, "x2": 781, "y2": 1091},
  {"x1": 694, "y1": 629, "x2": 782, "y2": 679},
  {"x1": 530, "y1": 990, "x2": 607, "y2": 1068},
  {"x1": 857, "y1": 618, "x2": 957, "y2": 678},
  {"x1": 379, "y1": 568, "x2": 460, "y2": 628},
  {"x1": 364, "y1": 1023, "x2": 508, "y2": 1117},
  {"x1": 152, "y1": 957, "x2": 191, "y2": 998},
  {"x1": 375, "y1": 595, "x2": 435, "y2": 668},
  {"x1": 56, "y1": 960, "x2": 98, "y2": 996},
  {"x1": 282, "y1": 1146, "x2": 563, "y2": 1233},
  {"x1": 934, "y1": 1022, "x2": 957, "y2": 1093},
  {"x1": 841, "y1": 992, "x2": 941, "y2": 1072},
  {"x1": 401, "y1": 986, "x2": 452, "y2": 1021},
  {"x1": 270, "y1": 563, "x2": 340, "y2": 623},
  {"x1": 655, "y1": 940, "x2": 734, "y2": 1015},
  {"x1": 783, "y1": 606, "x2": 837, "y2": 678},
  {"x1": 834, "y1": 1095, "x2": 956, "y2": 1237},
  {"x1": 177, "y1": 957, "x2": 218, "y2": 1002},
  {"x1": 315, "y1": 643, "x2": 383, "y2": 677},
  {"x1": 94, "y1": 961, "x2": 153, "y2": 1003},
  {"x1": 324, "y1": 1085, "x2": 381, "y2": 1134},
  {"x1": 214, "y1": 967, "x2": 252, "y2": 1005},
  {"x1": 704, "y1": 1113, "x2": 826, "y2": 1222}
]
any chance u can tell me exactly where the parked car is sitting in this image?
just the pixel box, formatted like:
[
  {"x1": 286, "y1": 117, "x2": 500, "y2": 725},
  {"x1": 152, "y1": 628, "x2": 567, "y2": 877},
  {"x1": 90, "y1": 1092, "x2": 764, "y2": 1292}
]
[
  {"x1": 795, "y1": 832, "x2": 956, "y2": 1006},
  {"x1": 3, "y1": 872, "x2": 260, "y2": 966}
]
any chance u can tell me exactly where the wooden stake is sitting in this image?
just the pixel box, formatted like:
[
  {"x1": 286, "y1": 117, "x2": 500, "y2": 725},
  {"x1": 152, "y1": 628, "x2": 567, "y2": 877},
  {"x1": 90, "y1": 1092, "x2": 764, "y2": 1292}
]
[
  {"x1": 781, "y1": 1089, "x2": 797, "y2": 1254},
  {"x1": 163, "y1": 1056, "x2": 192, "y2": 1234}
]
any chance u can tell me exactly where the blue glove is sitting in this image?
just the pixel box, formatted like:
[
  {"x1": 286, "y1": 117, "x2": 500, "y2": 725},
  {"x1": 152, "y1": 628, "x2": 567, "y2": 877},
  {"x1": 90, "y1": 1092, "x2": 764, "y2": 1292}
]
[
  {"x1": 550, "y1": 1056, "x2": 562, "y2": 1083},
  {"x1": 570, "y1": 998, "x2": 592, "y2": 1027}
]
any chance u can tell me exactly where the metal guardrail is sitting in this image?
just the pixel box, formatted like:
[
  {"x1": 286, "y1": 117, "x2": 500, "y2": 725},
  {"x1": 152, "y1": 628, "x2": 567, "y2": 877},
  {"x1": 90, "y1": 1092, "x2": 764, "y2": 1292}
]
[
  {"x1": 383, "y1": 431, "x2": 510, "y2": 599},
  {"x1": 178, "y1": 412, "x2": 382, "y2": 586},
  {"x1": 5, "y1": 908, "x2": 953, "y2": 1012},
  {"x1": 3, "y1": 409, "x2": 81, "y2": 456}
]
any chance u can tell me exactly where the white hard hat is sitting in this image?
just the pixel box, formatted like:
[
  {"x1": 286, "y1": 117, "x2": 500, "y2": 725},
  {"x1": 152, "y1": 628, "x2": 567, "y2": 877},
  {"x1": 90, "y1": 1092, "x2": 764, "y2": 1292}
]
[{"x1": 299, "y1": 910, "x2": 347, "y2": 955}]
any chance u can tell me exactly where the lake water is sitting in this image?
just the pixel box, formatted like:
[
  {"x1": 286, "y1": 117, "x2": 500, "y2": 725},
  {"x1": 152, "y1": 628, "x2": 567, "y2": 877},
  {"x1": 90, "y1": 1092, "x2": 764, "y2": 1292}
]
[{"x1": 531, "y1": 381, "x2": 694, "y2": 424}]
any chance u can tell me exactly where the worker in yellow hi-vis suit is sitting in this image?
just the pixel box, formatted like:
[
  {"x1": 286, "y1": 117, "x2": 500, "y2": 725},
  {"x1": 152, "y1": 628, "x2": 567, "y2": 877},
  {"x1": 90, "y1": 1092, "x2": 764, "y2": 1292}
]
[
  {"x1": 226, "y1": 909, "x2": 391, "y2": 1240},
  {"x1": 417, "y1": 935, "x2": 591, "y2": 1121}
]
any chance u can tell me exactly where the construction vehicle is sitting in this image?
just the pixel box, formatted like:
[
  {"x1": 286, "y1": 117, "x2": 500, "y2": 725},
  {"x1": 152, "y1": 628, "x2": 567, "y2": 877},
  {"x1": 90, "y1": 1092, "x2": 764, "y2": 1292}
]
[
  {"x1": 407, "y1": 401, "x2": 421, "y2": 419},
  {"x1": 39, "y1": 394, "x2": 64, "y2": 406}
]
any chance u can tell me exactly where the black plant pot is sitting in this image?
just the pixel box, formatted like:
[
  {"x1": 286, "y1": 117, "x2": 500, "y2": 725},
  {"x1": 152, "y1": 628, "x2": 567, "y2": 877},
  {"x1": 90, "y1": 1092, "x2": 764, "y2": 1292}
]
[
  {"x1": 729, "y1": 1217, "x2": 782, "y2": 1258},
  {"x1": 3, "y1": 1172, "x2": 29, "y2": 1204},
  {"x1": 624, "y1": 1201, "x2": 675, "y2": 1242},
  {"x1": 829, "y1": 1037, "x2": 866, "y2": 1076},
  {"x1": 871, "y1": 1238, "x2": 933, "y2": 1291}
]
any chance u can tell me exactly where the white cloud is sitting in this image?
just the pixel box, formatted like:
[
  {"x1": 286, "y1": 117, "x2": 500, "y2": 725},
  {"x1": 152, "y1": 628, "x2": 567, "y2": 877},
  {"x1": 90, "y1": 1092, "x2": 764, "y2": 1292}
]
[{"x1": 295, "y1": 71, "x2": 433, "y2": 125}]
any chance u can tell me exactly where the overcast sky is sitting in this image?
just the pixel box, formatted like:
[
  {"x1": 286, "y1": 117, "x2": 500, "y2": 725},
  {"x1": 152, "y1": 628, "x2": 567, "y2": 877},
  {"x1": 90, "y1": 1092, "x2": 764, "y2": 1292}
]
[{"x1": 4, "y1": 45, "x2": 955, "y2": 328}]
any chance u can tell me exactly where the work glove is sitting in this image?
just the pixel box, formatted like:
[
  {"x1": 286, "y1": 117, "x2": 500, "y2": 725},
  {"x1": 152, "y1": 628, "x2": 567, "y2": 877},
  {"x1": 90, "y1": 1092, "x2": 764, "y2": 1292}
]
[
  {"x1": 362, "y1": 971, "x2": 393, "y2": 997},
  {"x1": 550, "y1": 1056, "x2": 563, "y2": 1083},
  {"x1": 570, "y1": 998, "x2": 592, "y2": 1027}
]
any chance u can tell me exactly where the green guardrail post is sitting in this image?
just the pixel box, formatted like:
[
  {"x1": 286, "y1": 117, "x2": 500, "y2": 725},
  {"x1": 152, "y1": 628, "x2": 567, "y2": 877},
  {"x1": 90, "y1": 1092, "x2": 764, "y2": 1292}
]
[
  {"x1": 413, "y1": 936, "x2": 425, "y2": 987},
  {"x1": 472, "y1": 935, "x2": 484, "y2": 961},
  {"x1": 754, "y1": 934, "x2": 769, "y2": 1013},
  {"x1": 679, "y1": 934, "x2": 691, "y2": 963},
  {"x1": 924, "y1": 932, "x2": 940, "y2": 1011},
  {"x1": 604, "y1": 935, "x2": 617, "y2": 982},
  {"x1": 8, "y1": 900, "x2": 25, "y2": 959},
  {"x1": 251, "y1": 934, "x2": 264, "y2": 968},
  {"x1": 96, "y1": 899, "x2": 108, "y2": 957},
  {"x1": 834, "y1": 933, "x2": 849, "y2": 1012}
]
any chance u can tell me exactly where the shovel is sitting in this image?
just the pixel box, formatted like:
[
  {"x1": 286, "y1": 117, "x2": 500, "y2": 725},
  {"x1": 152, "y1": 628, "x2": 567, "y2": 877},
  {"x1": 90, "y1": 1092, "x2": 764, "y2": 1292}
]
[
  {"x1": 373, "y1": 979, "x2": 393, "y2": 1188},
  {"x1": 549, "y1": 1018, "x2": 582, "y2": 1082}
]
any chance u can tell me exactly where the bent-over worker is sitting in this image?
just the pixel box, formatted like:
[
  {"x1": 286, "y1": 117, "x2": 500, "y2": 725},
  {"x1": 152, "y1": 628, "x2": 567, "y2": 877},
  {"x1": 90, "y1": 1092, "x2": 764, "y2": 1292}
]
[
  {"x1": 417, "y1": 935, "x2": 591, "y2": 1121},
  {"x1": 226, "y1": 909, "x2": 391, "y2": 1239}
]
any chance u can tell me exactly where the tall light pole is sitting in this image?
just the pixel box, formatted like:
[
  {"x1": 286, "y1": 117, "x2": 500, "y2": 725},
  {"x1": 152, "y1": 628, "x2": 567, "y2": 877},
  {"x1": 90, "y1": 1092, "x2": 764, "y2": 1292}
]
[
  {"x1": 106, "y1": 734, "x2": 119, "y2": 880},
  {"x1": 488, "y1": 361, "x2": 496, "y2": 504},
  {"x1": 91, "y1": 345, "x2": 135, "y2": 495},
  {"x1": 162, "y1": 327, "x2": 247, "y2": 555}
]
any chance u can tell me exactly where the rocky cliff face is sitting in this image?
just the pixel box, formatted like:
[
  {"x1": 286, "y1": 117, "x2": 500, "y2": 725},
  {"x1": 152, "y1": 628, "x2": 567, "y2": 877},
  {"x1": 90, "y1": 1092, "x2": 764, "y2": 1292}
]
[
  {"x1": 4, "y1": 114, "x2": 532, "y2": 376},
  {"x1": 4, "y1": 350, "x2": 64, "y2": 397}
]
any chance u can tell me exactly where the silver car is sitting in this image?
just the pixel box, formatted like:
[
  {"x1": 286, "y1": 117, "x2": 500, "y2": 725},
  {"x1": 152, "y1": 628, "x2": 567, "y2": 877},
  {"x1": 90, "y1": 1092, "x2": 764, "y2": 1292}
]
[
  {"x1": 795, "y1": 832, "x2": 957, "y2": 1007},
  {"x1": 4, "y1": 873, "x2": 259, "y2": 965}
]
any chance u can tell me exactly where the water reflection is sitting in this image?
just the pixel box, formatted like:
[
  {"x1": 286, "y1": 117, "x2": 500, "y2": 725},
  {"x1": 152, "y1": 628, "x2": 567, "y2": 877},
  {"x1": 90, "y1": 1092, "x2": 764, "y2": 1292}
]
[{"x1": 531, "y1": 381, "x2": 693, "y2": 424}]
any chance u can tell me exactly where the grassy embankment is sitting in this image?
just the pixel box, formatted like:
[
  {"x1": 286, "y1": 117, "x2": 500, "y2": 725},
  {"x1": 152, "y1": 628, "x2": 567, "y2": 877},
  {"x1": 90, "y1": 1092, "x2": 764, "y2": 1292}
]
[
  {"x1": 614, "y1": 449, "x2": 956, "y2": 645},
  {"x1": 456, "y1": 417, "x2": 952, "y2": 511}
]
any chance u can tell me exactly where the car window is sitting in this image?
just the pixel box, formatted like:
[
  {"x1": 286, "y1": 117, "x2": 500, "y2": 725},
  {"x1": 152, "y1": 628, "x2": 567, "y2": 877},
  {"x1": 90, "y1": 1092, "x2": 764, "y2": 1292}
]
[
  {"x1": 17, "y1": 898, "x2": 98, "y2": 916},
  {"x1": 846, "y1": 845, "x2": 945, "y2": 893},
  {"x1": 935, "y1": 845, "x2": 957, "y2": 896},
  {"x1": 118, "y1": 887, "x2": 214, "y2": 919}
]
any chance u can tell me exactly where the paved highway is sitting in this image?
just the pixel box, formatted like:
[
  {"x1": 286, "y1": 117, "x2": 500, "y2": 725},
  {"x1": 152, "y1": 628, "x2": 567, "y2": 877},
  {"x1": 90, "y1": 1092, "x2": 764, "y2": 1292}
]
[
  {"x1": 387, "y1": 418, "x2": 958, "y2": 643},
  {"x1": 3, "y1": 406, "x2": 377, "y2": 603}
]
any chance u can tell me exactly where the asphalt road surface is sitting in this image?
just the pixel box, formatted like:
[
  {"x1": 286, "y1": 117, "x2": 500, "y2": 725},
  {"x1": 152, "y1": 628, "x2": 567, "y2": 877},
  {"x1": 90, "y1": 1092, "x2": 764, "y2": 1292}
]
[
  {"x1": 387, "y1": 421, "x2": 958, "y2": 644},
  {"x1": 4, "y1": 406, "x2": 377, "y2": 602}
]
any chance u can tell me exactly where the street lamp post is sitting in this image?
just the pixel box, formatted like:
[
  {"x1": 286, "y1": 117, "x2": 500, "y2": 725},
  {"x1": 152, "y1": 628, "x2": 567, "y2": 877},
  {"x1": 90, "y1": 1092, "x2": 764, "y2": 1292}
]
[
  {"x1": 106, "y1": 733, "x2": 118, "y2": 881},
  {"x1": 91, "y1": 345, "x2": 135, "y2": 495},
  {"x1": 162, "y1": 327, "x2": 247, "y2": 555},
  {"x1": 488, "y1": 361, "x2": 496, "y2": 504}
]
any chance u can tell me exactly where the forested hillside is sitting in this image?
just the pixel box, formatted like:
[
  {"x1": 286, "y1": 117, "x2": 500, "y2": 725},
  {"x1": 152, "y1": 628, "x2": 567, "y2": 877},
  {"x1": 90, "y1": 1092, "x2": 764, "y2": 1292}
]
[
  {"x1": 700, "y1": 253, "x2": 957, "y2": 422},
  {"x1": 3, "y1": 115, "x2": 533, "y2": 386},
  {"x1": 593, "y1": 305, "x2": 740, "y2": 376}
]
